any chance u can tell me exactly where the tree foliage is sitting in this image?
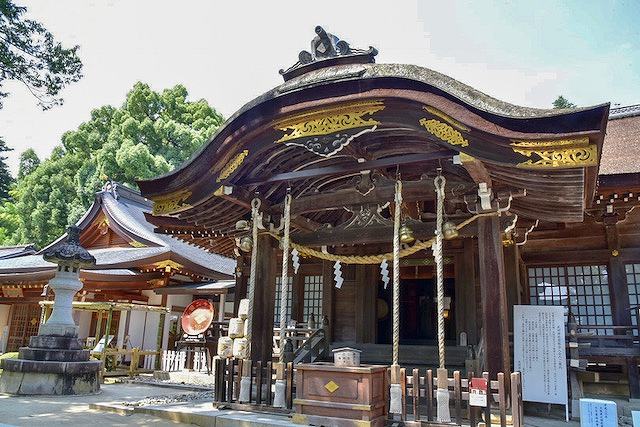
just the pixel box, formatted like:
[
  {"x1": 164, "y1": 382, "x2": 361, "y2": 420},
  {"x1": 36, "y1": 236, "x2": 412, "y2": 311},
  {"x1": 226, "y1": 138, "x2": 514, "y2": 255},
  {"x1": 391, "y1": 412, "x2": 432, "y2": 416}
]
[
  {"x1": 552, "y1": 95, "x2": 576, "y2": 109},
  {"x1": 3, "y1": 82, "x2": 223, "y2": 247},
  {"x1": 0, "y1": 137, "x2": 12, "y2": 199},
  {"x1": 17, "y1": 147, "x2": 39, "y2": 180},
  {"x1": 0, "y1": 0, "x2": 83, "y2": 109}
]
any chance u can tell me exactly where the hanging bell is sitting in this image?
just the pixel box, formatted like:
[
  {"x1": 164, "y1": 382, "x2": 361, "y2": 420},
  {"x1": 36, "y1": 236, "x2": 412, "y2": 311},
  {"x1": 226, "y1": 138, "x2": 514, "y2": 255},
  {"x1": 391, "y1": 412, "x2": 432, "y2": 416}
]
[
  {"x1": 399, "y1": 223, "x2": 415, "y2": 244},
  {"x1": 238, "y1": 236, "x2": 253, "y2": 252},
  {"x1": 442, "y1": 221, "x2": 459, "y2": 240}
]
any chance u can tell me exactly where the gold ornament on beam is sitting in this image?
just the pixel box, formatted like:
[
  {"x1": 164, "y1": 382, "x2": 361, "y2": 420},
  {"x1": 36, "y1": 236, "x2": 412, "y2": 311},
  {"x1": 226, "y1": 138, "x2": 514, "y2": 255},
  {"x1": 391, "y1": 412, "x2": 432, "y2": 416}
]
[
  {"x1": 510, "y1": 136, "x2": 598, "y2": 169},
  {"x1": 442, "y1": 221, "x2": 459, "y2": 240},
  {"x1": 152, "y1": 190, "x2": 192, "y2": 215},
  {"x1": 273, "y1": 100, "x2": 385, "y2": 143},
  {"x1": 419, "y1": 118, "x2": 470, "y2": 147},
  {"x1": 216, "y1": 150, "x2": 249, "y2": 182}
]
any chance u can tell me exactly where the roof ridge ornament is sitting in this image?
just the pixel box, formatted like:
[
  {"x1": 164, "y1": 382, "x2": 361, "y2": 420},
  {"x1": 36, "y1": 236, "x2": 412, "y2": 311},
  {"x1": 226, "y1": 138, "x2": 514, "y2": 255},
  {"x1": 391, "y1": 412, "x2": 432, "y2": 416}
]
[{"x1": 280, "y1": 26, "x2": 378, "y2": 81}]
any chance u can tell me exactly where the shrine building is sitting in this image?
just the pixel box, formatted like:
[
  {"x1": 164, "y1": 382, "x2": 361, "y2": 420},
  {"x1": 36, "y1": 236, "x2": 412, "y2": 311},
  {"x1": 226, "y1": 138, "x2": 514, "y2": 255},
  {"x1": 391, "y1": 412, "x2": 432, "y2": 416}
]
[{"x1": 0, "y1": 182, "x2": 234, "y2": 353}]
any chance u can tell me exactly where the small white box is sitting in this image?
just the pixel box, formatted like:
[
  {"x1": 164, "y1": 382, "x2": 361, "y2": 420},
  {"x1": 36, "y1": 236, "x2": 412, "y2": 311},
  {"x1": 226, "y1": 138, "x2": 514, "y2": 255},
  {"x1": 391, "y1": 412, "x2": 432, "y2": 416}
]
[{"x1": 332, "y1": 347, "x2": 362, "y2": 367}]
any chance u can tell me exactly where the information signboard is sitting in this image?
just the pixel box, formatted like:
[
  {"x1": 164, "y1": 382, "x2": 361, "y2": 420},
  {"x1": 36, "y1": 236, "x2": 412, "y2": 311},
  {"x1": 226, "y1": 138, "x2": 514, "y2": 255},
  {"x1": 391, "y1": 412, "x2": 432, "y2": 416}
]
[{"x1": 514, "y1": 305, "x2": 568, "y2": 411}]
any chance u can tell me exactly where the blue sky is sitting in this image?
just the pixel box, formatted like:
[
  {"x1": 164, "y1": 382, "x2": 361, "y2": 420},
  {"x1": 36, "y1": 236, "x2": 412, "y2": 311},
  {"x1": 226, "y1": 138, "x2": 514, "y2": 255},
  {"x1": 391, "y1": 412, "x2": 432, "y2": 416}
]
[{"x1": 1, "y1": 0, "x2": 638, "y2": 174}]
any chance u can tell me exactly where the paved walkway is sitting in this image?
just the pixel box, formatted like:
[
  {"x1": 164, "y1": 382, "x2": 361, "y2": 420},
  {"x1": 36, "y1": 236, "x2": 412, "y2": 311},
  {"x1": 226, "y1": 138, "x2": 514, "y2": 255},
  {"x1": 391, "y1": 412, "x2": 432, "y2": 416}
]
[{"x1": 0, "y1": 383, "x2": 193, "y2": 426}]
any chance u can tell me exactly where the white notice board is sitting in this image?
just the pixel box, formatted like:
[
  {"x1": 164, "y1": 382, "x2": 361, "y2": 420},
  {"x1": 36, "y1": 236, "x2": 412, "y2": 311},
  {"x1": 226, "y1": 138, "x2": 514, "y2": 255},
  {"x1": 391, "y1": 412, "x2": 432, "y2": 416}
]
[{"x1": 514, "y1": 305, "x2": 568, "y2": 406}]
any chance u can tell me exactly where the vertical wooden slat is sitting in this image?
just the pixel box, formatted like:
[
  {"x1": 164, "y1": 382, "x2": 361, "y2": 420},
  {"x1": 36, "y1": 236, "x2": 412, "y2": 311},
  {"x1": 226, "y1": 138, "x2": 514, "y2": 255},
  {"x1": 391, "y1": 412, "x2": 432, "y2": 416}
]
[
  {"x1": 426, "y1": 369, "x2": 434, "y2": 421},
  {"x1": 400, "y1": 368, "x2": 407, "y2": 421},
  {"x1": 214, "y1": 358, "x2": 222, "y2": 402},
  {"x1": 412, "y1": 368, "x2": 420, "y2": 421},
  {"x1": 234, "y1": 359, "x2": 243, "y2": 401},
  {"x1": 226, "y1": 358, "x2": 234, "y2": 402},
  {"x1": 511, "y1": 372, "x2": 523, "y2": 427},
  {"x1": 468, "y1": 371, "x2": 477, "y2": 427},
  {"x1": 483, "y1": 372, "x2": 491, "y2": 427},
  {"x1": 454, "y1": 370, "x2": 462, "y2": 425},
  {"x1": 265, "y1": 361, "x2": 273, "y2": 405},
  {"x1": 286, "y1": 362, "x2": 294, "y2": 409},
  {"x1": 255, "y1": 361, "x2": 263, "y2": 405},
  {"x1": 498, "y1": 373, "x2": 507, "y2": 427}
]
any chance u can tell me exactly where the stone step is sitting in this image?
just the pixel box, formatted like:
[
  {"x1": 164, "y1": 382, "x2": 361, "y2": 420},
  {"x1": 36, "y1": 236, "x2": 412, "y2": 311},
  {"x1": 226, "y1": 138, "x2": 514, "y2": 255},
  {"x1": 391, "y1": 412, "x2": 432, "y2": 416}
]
[{"x1": 19, "y1": 347, "x2": 91, "y2": 362}]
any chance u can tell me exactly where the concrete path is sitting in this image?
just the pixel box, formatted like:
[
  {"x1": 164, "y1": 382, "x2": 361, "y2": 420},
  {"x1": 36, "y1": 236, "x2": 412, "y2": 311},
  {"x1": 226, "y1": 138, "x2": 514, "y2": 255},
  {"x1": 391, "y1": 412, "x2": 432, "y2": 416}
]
[{"x1": 0, "y1": 383, "x2": 194, "y2": 426}]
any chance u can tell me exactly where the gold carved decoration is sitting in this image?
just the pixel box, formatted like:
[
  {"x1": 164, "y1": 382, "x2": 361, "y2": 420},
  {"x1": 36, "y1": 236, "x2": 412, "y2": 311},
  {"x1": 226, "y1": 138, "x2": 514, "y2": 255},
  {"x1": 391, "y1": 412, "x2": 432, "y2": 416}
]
[
  {"x1": 424, "y1": 106, "x2": 469, "y2": 131},
  {"x1": 274, "y1": 100, "x2": 385, "y2": 143},
  {"x1": 129, "y1": 240, "x2": 147, "y2": 248},
  {"x1": 151, "y1": 190, "x2": 192, "y2": 216},
  {"x1": 510, "y1": 137, "x2": 597, "y2": 169},
  {"x1": 419, "y1": 118, "x2": 470, "y2": 147},
  {"x1": 216, "y1": 150, "x2": 249, "y2": 182},
  {"x1": 153, "y1": 260, "x2": 184, "y2": 273},
  {"x1": 324, "y1": 380, "x2": 340, "y2": 393}
]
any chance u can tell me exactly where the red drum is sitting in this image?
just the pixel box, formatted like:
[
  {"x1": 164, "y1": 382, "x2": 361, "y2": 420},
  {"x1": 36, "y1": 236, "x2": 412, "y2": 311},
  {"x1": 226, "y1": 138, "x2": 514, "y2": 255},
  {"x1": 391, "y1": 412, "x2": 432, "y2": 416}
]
[{"x1": 181, "y1": 299, "x2": 215, "y2": 335}]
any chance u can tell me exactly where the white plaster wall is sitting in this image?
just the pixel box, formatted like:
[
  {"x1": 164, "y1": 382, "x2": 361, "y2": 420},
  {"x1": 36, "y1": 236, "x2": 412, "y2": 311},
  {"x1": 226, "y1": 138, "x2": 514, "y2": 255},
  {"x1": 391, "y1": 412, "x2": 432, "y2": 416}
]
[
  {"x1": 76, "y1": 310, "x2": 92, "y2": 341},
  {"x1": 117, "y1": 310, "x2": 127, "y2": 348},
  {"x1": 0, "y1": 304, "x2": 10, "y2": 353}
]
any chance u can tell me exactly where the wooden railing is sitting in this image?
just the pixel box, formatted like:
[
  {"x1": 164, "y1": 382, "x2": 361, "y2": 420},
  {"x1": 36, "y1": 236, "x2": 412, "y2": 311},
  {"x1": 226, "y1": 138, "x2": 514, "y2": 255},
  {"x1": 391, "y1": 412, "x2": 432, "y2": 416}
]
[
  {"x1": 161, "y1": 350, "x2": 208, "y2": 372},
  {"x1": 272, "y1": 326, "x2": 317, "y2": 357},
  {"x1": 399, "y1": 369, "x2": 523, "y2": 427},
  {"x1": 292, "y1": 328, "x2": 329, "y2": 364},
  {"x1": 212, "y1": 358, "x2": 523, "y2": 427},
  {"x1": 213, "y1": 358, "x2": 294, "y2": 411},
  {"x1": 93, "y1": 347, "x2": 160, "y2": 378}
]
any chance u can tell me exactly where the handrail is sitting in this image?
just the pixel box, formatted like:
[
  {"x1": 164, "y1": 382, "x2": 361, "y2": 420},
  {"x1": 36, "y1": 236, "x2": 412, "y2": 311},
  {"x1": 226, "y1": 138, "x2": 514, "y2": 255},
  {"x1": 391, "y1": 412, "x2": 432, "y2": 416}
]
[{"x1": 292, "y1": 327, "x2": 328, "y2": 364}]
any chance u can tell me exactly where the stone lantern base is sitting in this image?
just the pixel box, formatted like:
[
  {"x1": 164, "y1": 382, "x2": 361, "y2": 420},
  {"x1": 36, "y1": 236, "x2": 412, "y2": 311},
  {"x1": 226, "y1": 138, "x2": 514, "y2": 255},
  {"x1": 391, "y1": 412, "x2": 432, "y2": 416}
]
[{"x1": 0, "y1": 335, "x2": 101, "y2": 395}]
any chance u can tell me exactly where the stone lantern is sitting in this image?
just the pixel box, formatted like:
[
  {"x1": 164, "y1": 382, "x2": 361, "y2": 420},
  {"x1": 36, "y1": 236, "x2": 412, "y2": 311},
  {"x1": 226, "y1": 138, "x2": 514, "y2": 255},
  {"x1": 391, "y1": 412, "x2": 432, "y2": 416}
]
[{"x1": 0, "y1": 226, "x2": 101, "y2": 395}]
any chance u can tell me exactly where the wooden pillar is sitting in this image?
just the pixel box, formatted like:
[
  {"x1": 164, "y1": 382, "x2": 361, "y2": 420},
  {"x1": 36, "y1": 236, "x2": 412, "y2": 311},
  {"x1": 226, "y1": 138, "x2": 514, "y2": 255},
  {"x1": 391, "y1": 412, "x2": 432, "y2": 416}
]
[
  {"x1": 218, "y1": 293, "x2": 226, "y2": 322},
  {"x1": 322, "y1": 260, "x2": 334, "y2": 343},
  {"x1": 604, "y1": 215, "x2": 638, "y2": 398},
  {"x1": 355, "y1": 265, "x2": 376, "y2": 343},
  {"x1": 458, "y1": 238, "x2": 478, "y2": 344},
  {"x1": 234, "y1": 260, "x2": 248, "y2": 315},
  {"x1": 503, "y1": 243, "x2": 521, "y2": 333},
  {"x1": 292, "y1": 268, "x2": 304, "y2": 322},
  {"x1": 250, "y1": 234, "x2": 278, "y2": 363},
  {"x1": 478, "y1": 215, "x2": 510, "y2": 379}
]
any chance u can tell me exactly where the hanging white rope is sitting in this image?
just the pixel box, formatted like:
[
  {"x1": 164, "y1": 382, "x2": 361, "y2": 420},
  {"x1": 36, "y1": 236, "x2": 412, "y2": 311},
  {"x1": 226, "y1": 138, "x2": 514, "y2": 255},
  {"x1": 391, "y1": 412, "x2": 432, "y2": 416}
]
[
  {"x1": 244, "y1": 198, "x2": 261, "y2": 351},
  {"x1": 434, "y1": 174, "x2": 451, "y2": 423},
  {"x1": 239, "y1": 197, "x2": 261, "y2": 403},
  {"x1": 279, "y1": 193, "x2": 292, "y2": 362},
  {"x1": 392, "y1": 180, "x2": 402, "y2": 367},
  {"x1": 389, "y1": 179, "x2": 403, "y2": 415},
  {"x1": 434, "y1": 174, "x2": 446, "y2": 369}
]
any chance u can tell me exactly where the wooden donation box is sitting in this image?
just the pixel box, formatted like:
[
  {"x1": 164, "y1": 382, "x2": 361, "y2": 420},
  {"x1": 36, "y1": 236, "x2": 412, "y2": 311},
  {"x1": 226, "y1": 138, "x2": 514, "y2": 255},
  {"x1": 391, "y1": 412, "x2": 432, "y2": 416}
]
[{"x1": 293, "y1": 362, "x2": 388, "y2": 427}]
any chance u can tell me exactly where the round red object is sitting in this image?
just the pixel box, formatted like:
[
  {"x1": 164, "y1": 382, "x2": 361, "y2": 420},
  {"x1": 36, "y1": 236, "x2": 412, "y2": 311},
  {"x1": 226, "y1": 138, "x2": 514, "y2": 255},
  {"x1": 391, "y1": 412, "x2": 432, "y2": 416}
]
[{"x1": 181, "y1": 299, "x2": 215, "y2": 335}]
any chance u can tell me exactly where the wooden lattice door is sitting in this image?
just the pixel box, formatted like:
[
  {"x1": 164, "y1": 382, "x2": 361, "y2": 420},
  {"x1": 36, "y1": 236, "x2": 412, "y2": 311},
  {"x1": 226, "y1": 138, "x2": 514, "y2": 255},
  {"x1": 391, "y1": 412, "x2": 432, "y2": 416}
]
[{"x1": 7, "y1": 304, "x2": 41, "y2": 352}]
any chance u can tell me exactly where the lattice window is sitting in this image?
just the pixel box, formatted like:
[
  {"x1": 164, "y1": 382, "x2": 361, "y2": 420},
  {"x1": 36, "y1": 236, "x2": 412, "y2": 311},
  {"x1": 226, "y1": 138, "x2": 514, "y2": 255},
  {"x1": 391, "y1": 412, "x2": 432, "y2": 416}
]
[
  {"x1": 527, "y1": 265, "x2": 613, "y2": 335},
  {"x1": 274, "y1": 276, "x2": 293, "y2": 326},
  {"x1": 303, "y1": 275, "x2": 323, "y2": 323},
  {"x1": 625, "y1": 263, "x2": 640, "y2": 336}
]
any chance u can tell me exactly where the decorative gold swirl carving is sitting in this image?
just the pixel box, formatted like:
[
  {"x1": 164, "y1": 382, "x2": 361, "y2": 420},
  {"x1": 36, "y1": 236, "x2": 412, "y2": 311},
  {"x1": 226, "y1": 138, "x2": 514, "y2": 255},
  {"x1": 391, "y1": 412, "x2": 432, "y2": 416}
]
[
  {"x1": 513, "y1": 145, "x2": 598, "y2": 169},
  {"x1": 129, "y1": 240, "x2": 147, "y2": 248},
  {"x1": 216, "y1": 150, "x2": 249, "y2": 182},
  {"x1": 419, "y1": 118, "x2": 469, "y2": 147},
  {"x1": 274, "y1": 101, "x2": 385, "y2": 143},
  {"x1": 151, "y1": 190, "x2": 192, "y2": 215},
  {"x1": 424, "y1": 106, "x2": 469, "y2": 131},
  {"x1": 510, "y1": 136, "x2": 589, "y2": 148}
]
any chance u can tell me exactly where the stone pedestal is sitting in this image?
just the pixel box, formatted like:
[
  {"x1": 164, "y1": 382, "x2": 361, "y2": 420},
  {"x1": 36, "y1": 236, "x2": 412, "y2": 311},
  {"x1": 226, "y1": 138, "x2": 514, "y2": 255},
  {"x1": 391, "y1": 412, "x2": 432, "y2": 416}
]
[
  {"x1": 0, "y1": 226, "x2": 100, "y2": 395},
  {"x1": 0, "y1": 335, "x2": 100, "y2": 395}
]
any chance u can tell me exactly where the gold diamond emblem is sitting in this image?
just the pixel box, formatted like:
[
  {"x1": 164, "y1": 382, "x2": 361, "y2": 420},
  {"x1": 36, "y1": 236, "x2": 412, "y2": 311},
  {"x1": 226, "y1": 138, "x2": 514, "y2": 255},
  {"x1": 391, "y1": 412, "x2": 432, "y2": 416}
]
[{"x1": 324, "y1": 380, "x2": 340, "y2": 393}]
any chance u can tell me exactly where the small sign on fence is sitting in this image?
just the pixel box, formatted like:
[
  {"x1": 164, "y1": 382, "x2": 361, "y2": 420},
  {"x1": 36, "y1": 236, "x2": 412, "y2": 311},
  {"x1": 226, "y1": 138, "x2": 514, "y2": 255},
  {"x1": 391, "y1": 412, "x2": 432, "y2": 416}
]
[
  {"x1": 579, "y1": 399, "x2": 617, "y2": 427},
  {"x1": 469, "y1": 378, "x2": 488, "y2": 407}
]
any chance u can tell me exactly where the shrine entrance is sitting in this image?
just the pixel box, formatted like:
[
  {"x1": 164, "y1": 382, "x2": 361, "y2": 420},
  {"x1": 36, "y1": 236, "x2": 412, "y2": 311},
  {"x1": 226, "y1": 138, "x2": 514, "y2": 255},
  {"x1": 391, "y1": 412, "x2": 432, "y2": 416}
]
[{"x1": 377, "y1": 278, "x2": 456, "y2": 345}]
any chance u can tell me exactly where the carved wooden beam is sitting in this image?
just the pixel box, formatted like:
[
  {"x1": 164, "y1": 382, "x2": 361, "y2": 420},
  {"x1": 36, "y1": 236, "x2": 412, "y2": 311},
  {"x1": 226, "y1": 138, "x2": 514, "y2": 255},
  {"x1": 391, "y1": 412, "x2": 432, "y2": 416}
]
[
  {"x1": 271, "y1": 179, "x2": 474, "y2": 215},
  {"x1": 239, "y1": 150, "x2": 456, "y2": 186}
]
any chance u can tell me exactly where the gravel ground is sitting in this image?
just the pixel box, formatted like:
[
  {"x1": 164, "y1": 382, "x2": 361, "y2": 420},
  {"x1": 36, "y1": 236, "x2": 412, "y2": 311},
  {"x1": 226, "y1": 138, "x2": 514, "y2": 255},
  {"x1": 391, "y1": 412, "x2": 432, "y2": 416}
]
[{"x1": 122, "y1": 390, "x2": 213, "y2": 407}]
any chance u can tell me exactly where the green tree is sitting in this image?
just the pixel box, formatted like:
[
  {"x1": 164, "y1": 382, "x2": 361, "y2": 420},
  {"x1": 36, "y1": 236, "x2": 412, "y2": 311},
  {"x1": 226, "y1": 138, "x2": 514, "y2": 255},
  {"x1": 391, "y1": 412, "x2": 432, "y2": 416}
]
[
  {"x1": 17, "y1": 148, "x2": 40, "y2": 179},
  {"x1": 0, "y1": 0, "x2": 83, "y2": 110},
  {"x1": 552, "y1": 95, "x2": 576, "y2": 109},
  {"x1": 7, "y1": 82, "x2": 223, "y2": 247},
  {"x1": 0, "y1": 138, "x2": 12, "y2": 199}
]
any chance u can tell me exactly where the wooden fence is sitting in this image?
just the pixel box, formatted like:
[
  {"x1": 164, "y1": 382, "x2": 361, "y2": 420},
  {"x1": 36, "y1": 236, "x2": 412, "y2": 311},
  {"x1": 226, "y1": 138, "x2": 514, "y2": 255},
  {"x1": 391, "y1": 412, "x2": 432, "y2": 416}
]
[
  {"x1": 211, "y1": 358, "x2": 523, "y2": 426},
  {"x1": 213, "y1": 358, "x2": 294, "y2": 411},
  {"x1": 160, "y1": 350, "x2": 209, "y2": 372},
  {"x1": 399, "y1": 369, "x2": 523, "y2": 427}
]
